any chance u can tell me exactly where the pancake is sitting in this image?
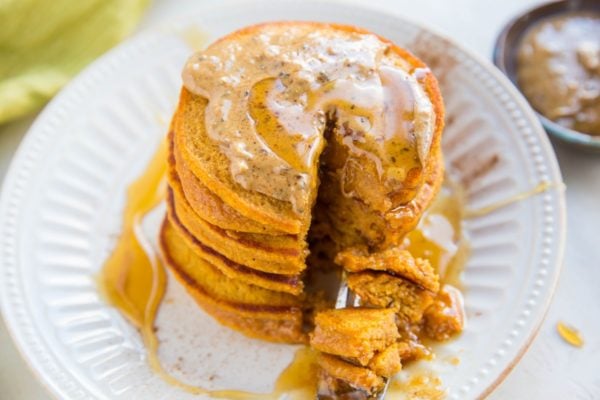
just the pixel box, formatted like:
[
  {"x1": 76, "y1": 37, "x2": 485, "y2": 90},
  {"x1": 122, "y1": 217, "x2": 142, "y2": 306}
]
[
  {"x1": 171, "y1": 132, "x2": 287, "y2": 236},
  {"x1": 161, "y1": 218, "x2": 302, "y2": 311},
  {"x1": 335, "y1": 246, "x2": 439, "y2": 293},
  {"x1": 318, "y1": 353, "x2": 385, "y2": 393},
  {"x1": 311, "y1": 308, "x2": 403, "y2": 394},
  {"x1": 367, "y1": 343, "x2": 402, "y2": 378},
  {"x1": 347, "y1": 271, "x2": 435, "y2": 324},
  {"x1": 175, "y1": 22, "x2": 445, "y2": 240},
  {"x1": 167, "y1": 129, "x2": 308, "y2": 273},
  {"x1": 168, "y1": 155, "x2": 307, "y2": 274},
  {"x1": 310, "y1": 308, "x2": 399, "y2": 365},
  {"x1": 166, "y1": 189, "x2": 303, "y2": 295},
  {"x1": 317, "y1": 140, "x2": 444, "y2": 250},
  {"x1": 170, "y1": 186, "x2": 306, "y2": 273},
  {"x1": 159, "y1": 218, "x2": 306, "y2": 343},
  {"x1": 173, "y1": 91, "x2": 307, "y2": 235}
]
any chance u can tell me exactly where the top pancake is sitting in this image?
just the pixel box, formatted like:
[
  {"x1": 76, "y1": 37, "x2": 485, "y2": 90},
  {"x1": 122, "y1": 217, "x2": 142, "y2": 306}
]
[{"x1": 174, "y1": 22, "x2": 444, "y2": 239}]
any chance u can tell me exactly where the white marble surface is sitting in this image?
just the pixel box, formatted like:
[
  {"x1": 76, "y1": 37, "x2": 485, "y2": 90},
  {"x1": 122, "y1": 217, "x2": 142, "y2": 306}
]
[{"x1": 1, "y1": 0, "x2": 598, "y2": 399}]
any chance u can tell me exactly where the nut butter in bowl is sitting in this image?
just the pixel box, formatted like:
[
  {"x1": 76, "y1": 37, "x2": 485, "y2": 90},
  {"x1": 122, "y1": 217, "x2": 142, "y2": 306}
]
[{"x1": 494, "y1": 0, "x2": 600, "y2": 151}]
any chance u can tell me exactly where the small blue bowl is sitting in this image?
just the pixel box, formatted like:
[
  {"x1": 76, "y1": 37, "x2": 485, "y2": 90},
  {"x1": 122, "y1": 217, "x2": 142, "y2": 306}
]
[{"x1": 493, "y1": 0, "x2": 600, "y2": 152}]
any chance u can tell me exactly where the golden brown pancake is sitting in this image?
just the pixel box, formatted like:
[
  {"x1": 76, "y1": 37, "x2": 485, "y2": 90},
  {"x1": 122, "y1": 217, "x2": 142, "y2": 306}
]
[
  {"x1": 159, "y1": 218, "x2": 306, "y2": 343},
  {"x1": 171, "y1": 132, "x2": 287, "y2": 235},
  {"x1": 347, "y1": 271, "x2": 435, "y2": 324},
  {"x1": 336, "y1": 246, "x2": 439, "y2": 293},
  {"x1": 167, "y1": 164, "x2": 307, "y2": 274},
  {"x1": 173, "y1": 91, "x2": 306, "y2": 234},
  {"x1": 318, "y1": 353, "x2": 385, "y2": 392},
  {"x1": 166, "y1": 192, "x2": 304, "y2": 295},
  {"x1": 310, "y1": 308, "x2": 399, "y2": 365}
]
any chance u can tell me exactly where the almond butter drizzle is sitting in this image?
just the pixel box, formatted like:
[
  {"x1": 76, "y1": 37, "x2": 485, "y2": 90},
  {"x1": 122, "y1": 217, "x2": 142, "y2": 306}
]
[{"x1": 182, "y1": 24, "x2": 435, "y2": 214}]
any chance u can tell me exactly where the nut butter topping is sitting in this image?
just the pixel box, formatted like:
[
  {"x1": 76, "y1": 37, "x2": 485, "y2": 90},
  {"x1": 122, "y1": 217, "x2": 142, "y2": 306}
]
[
  {"x1": 517, "y1": 12, "x2": 600, "y2": 135},
  {"x1": 183, "y1": 24, "x2": 435, "y2": 214}
]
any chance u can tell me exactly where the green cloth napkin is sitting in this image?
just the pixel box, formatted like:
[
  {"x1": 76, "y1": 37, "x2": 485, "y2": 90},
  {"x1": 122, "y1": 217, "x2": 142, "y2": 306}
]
[{"x1": 0, "y1": 0, "x2": 149, "y2": 124}]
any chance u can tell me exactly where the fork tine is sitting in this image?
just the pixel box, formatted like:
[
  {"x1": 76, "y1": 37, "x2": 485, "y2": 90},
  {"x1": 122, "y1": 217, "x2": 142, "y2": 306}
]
[{"x1": 369, "y1": 377, "x2": 390, "y2": 400}]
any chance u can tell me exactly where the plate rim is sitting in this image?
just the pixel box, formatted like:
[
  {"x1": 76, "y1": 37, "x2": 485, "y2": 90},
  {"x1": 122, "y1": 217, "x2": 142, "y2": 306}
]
[{"x1": 0, "y1": 1, "x2": 566, "y2": 399}]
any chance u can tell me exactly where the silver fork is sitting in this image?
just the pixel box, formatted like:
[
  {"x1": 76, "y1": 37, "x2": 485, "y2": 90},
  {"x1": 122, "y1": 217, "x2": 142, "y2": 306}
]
[{"x1": 316, "y1": 276, "x2": 390, "y2": 400}]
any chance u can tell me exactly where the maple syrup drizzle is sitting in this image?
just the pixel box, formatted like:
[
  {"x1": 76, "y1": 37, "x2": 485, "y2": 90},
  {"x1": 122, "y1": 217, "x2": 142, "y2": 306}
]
[
  {"x1": 210, "y1": 347, "x2": 319, "y2": 400},
  {"x1": 404, "y1": 178, "x2": 470, "y2": 287},
  {"x1": 464, "y1": 181, "x2": 561, "y2": 219},
  {"x1": 99, "y1": 139, "x2": 167, "y2": 331},
  {"x1": 389, "y1": 370, "x2": 446, "y2": 399},
  {"x1": 557, "y1": 322, "x2": 584, "y2": 348},
  {"x1": 97, "y1": 139, "x2": 205, "y2": 394}
]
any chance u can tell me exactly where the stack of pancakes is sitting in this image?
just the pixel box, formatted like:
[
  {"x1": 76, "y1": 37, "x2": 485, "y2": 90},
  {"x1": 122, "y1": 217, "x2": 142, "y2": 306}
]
[
  {"x1": 162, "y1": 117, "x2": 308, "y2": 343},
  {"x1": 159, "y1": 22, "x2": 446, "y2": 347}
]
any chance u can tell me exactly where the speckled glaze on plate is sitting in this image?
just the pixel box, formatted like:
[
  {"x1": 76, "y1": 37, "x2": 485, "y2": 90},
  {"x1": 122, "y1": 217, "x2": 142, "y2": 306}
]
[{"x1": 0, "y1": 1, "x2": 565, "y2": 399}]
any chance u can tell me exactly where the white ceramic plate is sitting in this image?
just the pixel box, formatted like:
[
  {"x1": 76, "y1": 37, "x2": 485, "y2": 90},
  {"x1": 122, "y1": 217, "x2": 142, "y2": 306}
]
[{"x1": 0, "y1": 1, "x2": 565, "y2": 399}]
